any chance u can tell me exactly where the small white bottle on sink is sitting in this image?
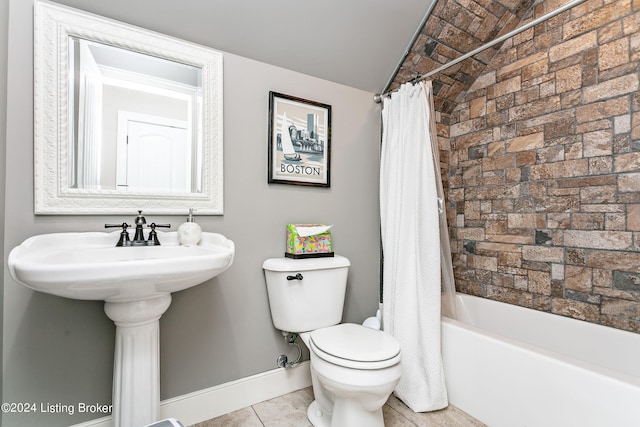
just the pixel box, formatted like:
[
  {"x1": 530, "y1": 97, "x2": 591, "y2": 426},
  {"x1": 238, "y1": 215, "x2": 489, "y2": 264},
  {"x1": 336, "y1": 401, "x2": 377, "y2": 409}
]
[{"x1": 177, "y1": 208, "x2": 202, "y2": 246}]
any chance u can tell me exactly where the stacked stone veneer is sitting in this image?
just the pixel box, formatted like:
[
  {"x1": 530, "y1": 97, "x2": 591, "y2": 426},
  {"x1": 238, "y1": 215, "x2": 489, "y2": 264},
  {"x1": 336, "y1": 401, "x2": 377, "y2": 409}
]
[
  {"x1": 391, "y1": 0, "x2": 533, "y2": 113},
  {"x1": 443, "y1": 0, "x2": 640, "y2": 333}
]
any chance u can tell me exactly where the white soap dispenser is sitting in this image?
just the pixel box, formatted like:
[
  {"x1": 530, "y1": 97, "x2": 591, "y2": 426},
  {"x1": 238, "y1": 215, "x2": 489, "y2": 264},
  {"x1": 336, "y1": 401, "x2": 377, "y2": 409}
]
[{"x1": 178, "y1": 208, "x2": 202, "y2": 246}]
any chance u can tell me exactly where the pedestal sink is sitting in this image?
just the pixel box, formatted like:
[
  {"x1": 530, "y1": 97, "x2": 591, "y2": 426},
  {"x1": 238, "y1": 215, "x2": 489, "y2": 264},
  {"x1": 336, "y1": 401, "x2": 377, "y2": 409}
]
[{"x1": 8, "y1": 231, "x2": 235, "y2": 427}]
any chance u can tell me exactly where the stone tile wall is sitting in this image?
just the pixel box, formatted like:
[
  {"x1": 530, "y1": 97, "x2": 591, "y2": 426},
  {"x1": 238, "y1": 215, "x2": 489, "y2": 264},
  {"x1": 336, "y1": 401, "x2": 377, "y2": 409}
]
[
  {"x1": 447, "y1": 0, "x2": 640, "y2": 332},
  {"x1": 391, "y1": 0, "x2": 533, "y2": 113}
]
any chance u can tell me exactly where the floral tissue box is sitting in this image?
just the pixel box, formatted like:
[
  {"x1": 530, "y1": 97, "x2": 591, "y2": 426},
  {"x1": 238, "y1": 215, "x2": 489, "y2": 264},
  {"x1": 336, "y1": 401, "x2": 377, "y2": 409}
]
[{"x1": 285, "y1": 224, "x2": 334, "y2": 258}]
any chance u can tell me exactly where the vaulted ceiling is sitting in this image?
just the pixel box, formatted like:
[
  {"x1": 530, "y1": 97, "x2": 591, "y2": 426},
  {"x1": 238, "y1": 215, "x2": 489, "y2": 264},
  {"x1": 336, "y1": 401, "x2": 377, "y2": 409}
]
[
  {"x1": 51, "y1": 0, "x2": 534, "y2": 102},
  {"x1": 50, "y1": 0, "x2": 433, "y2": 93}
]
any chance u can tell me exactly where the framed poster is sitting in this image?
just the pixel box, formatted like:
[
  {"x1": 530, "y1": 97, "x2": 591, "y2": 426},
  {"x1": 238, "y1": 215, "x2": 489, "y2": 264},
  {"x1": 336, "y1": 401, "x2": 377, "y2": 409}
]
[{"x1": 268, "y1": 92, "x2": 331, "y2": 187}]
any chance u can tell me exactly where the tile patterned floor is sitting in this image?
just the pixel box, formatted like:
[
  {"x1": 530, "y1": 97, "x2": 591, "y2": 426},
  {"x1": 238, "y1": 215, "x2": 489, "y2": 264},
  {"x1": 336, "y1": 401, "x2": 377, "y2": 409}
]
[{"x1": 190, "y1": 387, "x2": 486, "y2": 427}]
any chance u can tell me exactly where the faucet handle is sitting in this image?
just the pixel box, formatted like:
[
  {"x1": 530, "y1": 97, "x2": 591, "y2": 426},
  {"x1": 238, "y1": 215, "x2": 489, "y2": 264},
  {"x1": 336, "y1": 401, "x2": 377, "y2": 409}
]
[
  {"x1": 146, "y1": 223, "x2": 171, "y2": 246},
  {"x1": 105, "y1": 222, "x2": 127, "y2": 228},
  {"x1": 150, "y1": 223, "x2": 171, "y2": 229},
  {"x1": 105, "y1": 222, "x2": 130, "y2": 247}
]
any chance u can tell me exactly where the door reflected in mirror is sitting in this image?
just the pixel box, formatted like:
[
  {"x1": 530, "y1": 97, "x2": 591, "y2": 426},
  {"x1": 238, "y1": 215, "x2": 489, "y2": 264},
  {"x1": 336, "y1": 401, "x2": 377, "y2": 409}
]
[{"x1": 68, "y1": 37, "x2": 203, "y2": 193}]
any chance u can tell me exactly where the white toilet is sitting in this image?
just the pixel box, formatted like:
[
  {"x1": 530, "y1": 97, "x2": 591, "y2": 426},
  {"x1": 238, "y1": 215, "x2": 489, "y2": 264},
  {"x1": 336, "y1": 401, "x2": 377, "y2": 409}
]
[{"x1": 262, "y1": 255, "x2": 401, "y2": 427}]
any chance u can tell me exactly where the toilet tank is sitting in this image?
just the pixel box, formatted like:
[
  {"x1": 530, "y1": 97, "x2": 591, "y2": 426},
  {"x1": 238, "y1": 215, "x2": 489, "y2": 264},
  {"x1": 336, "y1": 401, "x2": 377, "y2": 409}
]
[{"x1": 262, "y1": 255, "x2": 350, "y2": 333}]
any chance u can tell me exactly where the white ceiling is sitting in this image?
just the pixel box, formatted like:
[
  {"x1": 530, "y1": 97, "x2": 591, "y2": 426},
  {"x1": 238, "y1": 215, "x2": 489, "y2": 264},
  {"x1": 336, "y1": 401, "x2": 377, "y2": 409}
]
[{"x1": 51, "y1": 0, "x2": 434, "y2": 94}]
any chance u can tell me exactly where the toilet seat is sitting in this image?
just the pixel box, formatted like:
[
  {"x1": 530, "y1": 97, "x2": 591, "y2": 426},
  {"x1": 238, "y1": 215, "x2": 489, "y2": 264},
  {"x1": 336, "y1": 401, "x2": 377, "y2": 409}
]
[{"x1": 309, "y1": 323, "x2": 401, "y2": 370}]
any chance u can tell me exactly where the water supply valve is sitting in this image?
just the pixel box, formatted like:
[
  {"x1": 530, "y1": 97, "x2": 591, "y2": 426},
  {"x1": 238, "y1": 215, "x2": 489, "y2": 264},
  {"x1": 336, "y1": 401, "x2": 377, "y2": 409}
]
[{"x1": 276, "y1": 332, "x2": 302, "y2": 369}]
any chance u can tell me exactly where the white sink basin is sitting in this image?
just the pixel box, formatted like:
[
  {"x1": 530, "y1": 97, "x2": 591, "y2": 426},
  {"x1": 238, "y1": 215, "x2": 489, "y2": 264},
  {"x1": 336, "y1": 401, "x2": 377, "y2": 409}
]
[
  {"x1": 8, "y1": 231, "x2": 234, "y2": 302},
  {"x1": 8, "y1": 230, "x2": 235, "y2": 427}
]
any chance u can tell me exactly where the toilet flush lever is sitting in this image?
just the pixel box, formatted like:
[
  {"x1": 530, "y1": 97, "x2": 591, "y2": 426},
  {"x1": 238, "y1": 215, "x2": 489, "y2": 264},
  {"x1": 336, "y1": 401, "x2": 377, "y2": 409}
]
[{"x1": 287, "y1": 273, "x2": 303, "y2": 281}]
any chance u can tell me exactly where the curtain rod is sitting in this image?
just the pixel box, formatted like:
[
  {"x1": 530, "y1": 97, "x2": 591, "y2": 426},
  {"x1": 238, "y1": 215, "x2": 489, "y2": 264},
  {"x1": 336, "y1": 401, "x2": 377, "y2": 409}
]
[
  {"x1": 373, "y1": 0, "x2": 587, "y2": 104},
  {"x1": 380, "y1": 0, "x2": 440, "y2": 96}
]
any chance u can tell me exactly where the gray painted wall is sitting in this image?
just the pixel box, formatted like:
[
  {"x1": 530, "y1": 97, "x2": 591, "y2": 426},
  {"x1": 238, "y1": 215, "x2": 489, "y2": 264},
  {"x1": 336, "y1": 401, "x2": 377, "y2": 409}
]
[
  {"x1": 0, "y1": 0, "x2": 9, "y2": 412},
  {"x1": 2, "y1": 1, "x2": 381, "y2": 425}
]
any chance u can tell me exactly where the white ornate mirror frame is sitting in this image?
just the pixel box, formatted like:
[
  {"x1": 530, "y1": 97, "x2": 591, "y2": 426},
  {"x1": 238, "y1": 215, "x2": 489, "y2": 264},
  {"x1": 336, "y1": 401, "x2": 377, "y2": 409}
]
[{"x1": 34, "y1": 0, "x2": 224, "y2": 214}]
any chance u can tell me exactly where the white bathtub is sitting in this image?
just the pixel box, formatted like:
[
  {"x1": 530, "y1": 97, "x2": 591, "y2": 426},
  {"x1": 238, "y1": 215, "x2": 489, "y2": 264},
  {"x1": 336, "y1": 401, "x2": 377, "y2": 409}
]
[{"x1": 441, "y1": 294, "x2": 640, "y2": 427}]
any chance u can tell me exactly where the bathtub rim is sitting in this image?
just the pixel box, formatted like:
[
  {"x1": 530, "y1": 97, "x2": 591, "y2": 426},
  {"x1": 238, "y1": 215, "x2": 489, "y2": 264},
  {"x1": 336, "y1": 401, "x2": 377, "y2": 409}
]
[{"x1": 442, "y1": 294, "x2": 640, "y2": 389}]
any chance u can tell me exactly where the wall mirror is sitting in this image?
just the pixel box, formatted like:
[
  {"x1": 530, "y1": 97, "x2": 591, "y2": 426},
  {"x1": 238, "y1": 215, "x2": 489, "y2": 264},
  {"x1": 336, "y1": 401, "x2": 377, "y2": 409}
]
[{"x1": 34, "y1": 0, "x2": 224, "y2": 214}]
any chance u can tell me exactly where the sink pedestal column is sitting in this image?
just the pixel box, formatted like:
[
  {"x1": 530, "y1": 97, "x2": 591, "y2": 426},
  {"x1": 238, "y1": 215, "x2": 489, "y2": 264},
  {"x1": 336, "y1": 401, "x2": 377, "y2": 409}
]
[{"x1": 104, "y1": 294, "x2": 172, "y2": 427}]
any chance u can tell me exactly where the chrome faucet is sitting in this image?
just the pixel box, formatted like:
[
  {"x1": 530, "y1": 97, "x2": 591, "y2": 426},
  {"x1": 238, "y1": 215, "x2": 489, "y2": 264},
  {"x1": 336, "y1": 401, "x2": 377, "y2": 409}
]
[{"x1": 105, "y1": 211, "x2": 171, "y2": 247}]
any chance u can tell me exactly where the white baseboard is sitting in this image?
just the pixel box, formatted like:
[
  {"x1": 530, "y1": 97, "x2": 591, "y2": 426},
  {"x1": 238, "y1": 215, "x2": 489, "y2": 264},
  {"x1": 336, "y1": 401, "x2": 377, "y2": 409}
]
[{"x1": 72, "y1": 361, "x2": 311, "y2": 427}]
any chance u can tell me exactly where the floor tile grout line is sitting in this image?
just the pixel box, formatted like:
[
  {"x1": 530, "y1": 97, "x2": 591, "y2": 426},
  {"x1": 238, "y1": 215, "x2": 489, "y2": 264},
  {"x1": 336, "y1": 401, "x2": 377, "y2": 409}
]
[
  {"x1": 386, "y1": 403, "x2": 420, "y2": 426},
  {"x1": 250, "y1": 404, "x2": 267, "y2": 427}
]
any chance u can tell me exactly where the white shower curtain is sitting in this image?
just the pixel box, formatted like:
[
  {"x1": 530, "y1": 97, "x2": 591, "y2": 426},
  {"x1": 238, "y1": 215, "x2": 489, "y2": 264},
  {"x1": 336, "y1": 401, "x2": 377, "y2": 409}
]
[{"x1": 380, "y1": 81, "x2": 448, "y2": 412}]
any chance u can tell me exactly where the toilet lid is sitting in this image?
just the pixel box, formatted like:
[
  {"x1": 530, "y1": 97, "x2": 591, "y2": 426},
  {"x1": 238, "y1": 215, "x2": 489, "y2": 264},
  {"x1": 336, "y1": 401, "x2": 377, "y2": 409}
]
[{"x1": 310, "y1": 323, "x2": 400, "y2": 364}]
